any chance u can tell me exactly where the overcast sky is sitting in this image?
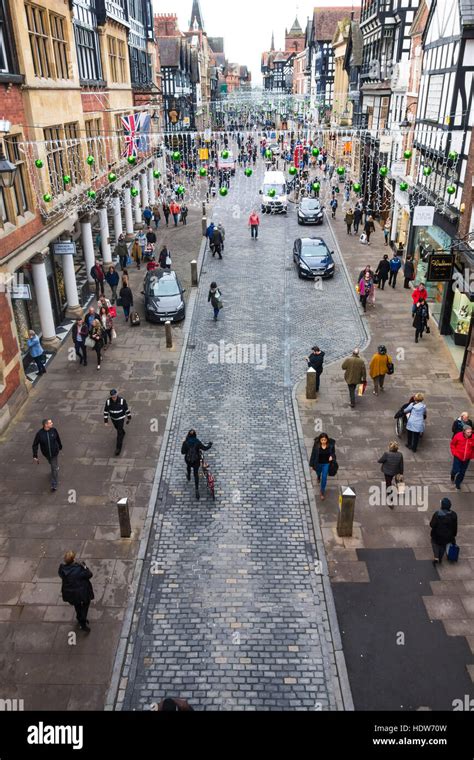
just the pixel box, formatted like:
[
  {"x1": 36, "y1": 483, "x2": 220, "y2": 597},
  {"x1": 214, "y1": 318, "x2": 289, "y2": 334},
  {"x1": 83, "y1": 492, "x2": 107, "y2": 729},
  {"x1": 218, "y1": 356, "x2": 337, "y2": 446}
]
[{"x1": 153, "y1": 0, "x2": 361, "y2": 85}]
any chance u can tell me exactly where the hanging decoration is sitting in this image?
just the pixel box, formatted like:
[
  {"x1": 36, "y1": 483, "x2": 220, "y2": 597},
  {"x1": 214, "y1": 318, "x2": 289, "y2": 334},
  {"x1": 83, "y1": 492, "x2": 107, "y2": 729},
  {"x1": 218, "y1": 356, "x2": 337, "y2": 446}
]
[
  {"x1": 379, "y1": 166, "x2": 388, "y2": 177},
  {"x1": 153, "y1": 169, "x2": 161, "y2": 178},
  {"x1": 403, "y1": 150, "x2": 412, "y2": 159},
  {"x1": 108, "y1": 172, "x2": 117, "y2": 183},
  {"x1": 199, "y1": 167, "x2": 207, "y2": 177},
  {"x1": 268, "y1": 188, "x2": 276, "y2": 197},
  {"x1": 63, "y1": 174, "x2": 71, "y2": 185},
  {"x1": 289, "y1": 166, "x2": 297, "y2": 176},
  {"x1": 43, "y1": 193, "x2": 52, "y2": 202},
  {"x1": 219, "y1": 187, "x2": 228, "y2": 197},
  {"x1": 176, "y1": 185, "x2": 185, "y2": 196},
  {"x1": 265, "y1": 149, "x2": 272, "y2": 158},
  {"x1": 244, "y1": 168, "x2": 253, "y2": 177},
  {"x1": 399, "y1": 181, "x2": 408, "y2": 191},
  {"x1": 87, "y1": 189, "x2": 96, "y2": 199},
  {"x1": 35, "y1": 159, "x2": 44, "y2": 169},
  {"x1": 446, "y1": 185, "x2": 456, "y2": 195},
  {"x1": 86, "y1": 155, "x2": 95, "y2": 166},
  {"x1": 448, "y1": 151, "x2": 458, "y2": 161},
  {"x1": 312, "y1": 182, "x2": 320, "y2": 193},
  {"x1": 423, "y1": 166, "x2": 432, "y2": 176},
  {"x1": 130, "y1": 187, "x2": 139, "y2": 198},
  {"x1": 352, "y1": 182, "x2": 361, "y2": 193},
  {"x1": 312, "y1": 147, "x2": 320, "y2": 157},
  {"x1": 336, "y1": 167, "x2": 345, "y2": 176},
  {"x1": 172, "y1": 151, "x2": 181, "y2": 161},
  {"x1": 221, "y1": 150, "x2": 229, "y2": 159},
  {"x1": 127, "y1": 155, "x2": 137, "y2": 165}
]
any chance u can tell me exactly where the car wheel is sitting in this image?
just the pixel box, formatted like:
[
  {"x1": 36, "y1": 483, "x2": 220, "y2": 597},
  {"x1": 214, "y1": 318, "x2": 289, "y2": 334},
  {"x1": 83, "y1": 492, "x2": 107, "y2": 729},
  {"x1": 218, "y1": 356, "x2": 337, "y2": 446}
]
[{"x1": 298, "y1": 269, "x2": 303, "y2": 279}]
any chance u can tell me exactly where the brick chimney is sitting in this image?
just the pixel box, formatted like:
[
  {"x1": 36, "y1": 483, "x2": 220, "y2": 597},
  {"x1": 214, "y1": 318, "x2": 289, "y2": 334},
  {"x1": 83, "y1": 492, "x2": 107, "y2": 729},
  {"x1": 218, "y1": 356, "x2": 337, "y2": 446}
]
[{"x1": 154, "y1": 13, "x2": 180, "y2": 37}]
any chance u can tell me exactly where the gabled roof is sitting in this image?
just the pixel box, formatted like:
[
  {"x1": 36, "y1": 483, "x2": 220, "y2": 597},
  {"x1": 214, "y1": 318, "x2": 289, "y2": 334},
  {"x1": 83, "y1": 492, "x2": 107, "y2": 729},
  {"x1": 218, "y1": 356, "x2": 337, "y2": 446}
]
[
  {"x1": 314, "y1": 7, "x2": 358, "y2": 41},
  {"x1": 157, "y1": 37, "x2": 181, "y2": 67},
  {"x1": 343, "y1": 20, "x2": 363, "y2": 70},
  {"x1": 289, "y1": 16, "x2": 304, "y2": 35},
  {"x1": 410, "y1": 0, "x2": 429, "y2": 37},
  {"x1": 208, "y1": 37, "x2": 224, "y2": 53}
]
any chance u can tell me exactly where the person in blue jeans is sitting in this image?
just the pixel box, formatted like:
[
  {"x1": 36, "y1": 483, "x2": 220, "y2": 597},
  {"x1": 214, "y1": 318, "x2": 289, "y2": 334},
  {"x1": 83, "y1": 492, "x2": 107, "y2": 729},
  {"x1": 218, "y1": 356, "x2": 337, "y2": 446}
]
[
  {"x1": 27, "y1": 330, "x2": 46, "y2": 374},
  {"x1": 208, "y1": 282, "x2": 222, "y2": 321},
  {"x1": 310, "y1": 433, "x2": 337, "y2": 500}
]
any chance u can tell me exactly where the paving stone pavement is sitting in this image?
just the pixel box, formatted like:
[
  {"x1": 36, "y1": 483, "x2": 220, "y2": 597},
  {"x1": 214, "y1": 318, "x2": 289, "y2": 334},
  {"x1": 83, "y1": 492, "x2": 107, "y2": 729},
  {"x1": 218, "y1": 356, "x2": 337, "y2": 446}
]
[{"x1": 118, "y1": 160, "x2": 363, "y2": 710}]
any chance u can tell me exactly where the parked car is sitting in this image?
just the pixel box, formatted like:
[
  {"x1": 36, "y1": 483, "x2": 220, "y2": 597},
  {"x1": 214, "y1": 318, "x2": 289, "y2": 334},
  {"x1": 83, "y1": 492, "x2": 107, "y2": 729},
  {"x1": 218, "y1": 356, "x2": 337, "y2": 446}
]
[
  {"x1": 293, "y1": 237, "x2": 335, "y2": 279},
  {"x1": 142, "y1": 270, "x2": 186, "y2": 323},
  {"x1": 297, "y1": 197, "x2": 324, "y2": 225},
  {"x1": 268, "y1": 142, "x2": 281, "y2": 156}
]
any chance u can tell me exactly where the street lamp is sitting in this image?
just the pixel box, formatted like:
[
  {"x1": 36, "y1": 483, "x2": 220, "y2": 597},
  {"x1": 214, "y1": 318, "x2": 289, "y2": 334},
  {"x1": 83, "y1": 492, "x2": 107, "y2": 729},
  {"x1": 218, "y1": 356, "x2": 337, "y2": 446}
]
[
  {"x1": 0, "y1": 146, "x2": 17, "y2": 189},
  {"x1": 400, "y1": 102, "x2": 417, "y2": 128}
]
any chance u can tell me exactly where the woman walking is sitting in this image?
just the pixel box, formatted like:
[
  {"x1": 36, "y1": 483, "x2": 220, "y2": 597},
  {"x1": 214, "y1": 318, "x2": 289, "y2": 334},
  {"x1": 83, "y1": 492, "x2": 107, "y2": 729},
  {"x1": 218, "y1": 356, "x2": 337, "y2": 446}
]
[
  {"x1": 162, "y1": 201, "x2": 170, "y2": 227},
  {"x1": 119, "y1": 280, "x2": 134, "y2": 322},
  {"x1": 131, "y1": 238, "x2": 142, "y2": 270},
  {"x1": 413, "y1": 298, "x2": 430, "y2": 343},
  {"x1": 158, "y1": 246, "x2": 171, "y2": 270},
  {"x1": 310, "y1": 432, "x2": 336, "y2": 501},
  {"x1": 369, "y1": 344, "x2": 393, "y2": 395},
  {"x1": 364, "y1": 215, "x2": 376, "y2": 245},
  {"x1": 378, "y1": 441, "x2": 404, "y2": 489},
  {"x1": 89, "y1": 319, "x2": 105, "y2": 370},
  {"x1": 27, "y1": 330, "x2": 46, "y2": 375},
  {"x1": 99, "y1": 306, "x2": 113, "y2": 349},
  {"x1": 358, "y1": 271, "x2": 374, "y2": 312},
  {"x1": 344, "y1": 208, "x2": 354, "y2": 235},
  {"x1": 72, "y1": 318, "x2": 88, "y2": 366},
  {"x1": 152, "y1": 204, "x2": 161, "y2": 229},
  {"x1": 105, "y1": 265, "x2": 119, "y2": 304},
  {"x1": 208, "y1": 282, "x2": 222, "y2": 321},
  {"x1": 404, "y1": 392, "x2": 427, "y2": 452}
]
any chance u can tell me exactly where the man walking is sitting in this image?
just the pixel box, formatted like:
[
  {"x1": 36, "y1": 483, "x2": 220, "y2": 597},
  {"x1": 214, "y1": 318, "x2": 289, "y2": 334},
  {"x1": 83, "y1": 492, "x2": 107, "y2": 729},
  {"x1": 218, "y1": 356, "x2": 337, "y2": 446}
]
[
  {"x1": 388, "y1": 252, "x2": 402, "y2": 288},
  {"x1": 32, "y1": 418, "x2": 63, "y2": 492},
  {"x1": 248, "y1": 210, "x2": 260, "y2": 239},
  {"x1": 306, "y1": 346, "x2": 325, "y2": 393},
  {"x1": 90, "y1": 259, "x2": 105, "y2": 300},
  {"x1": 450, "y1": 426, "x2": 474, "y2": 490},
  {"x1": 114, "y1": 235, "x2": 128, "y2": 271},
  {"x1": 429, "y1": 498, "x2": 458, "y2": 566},
  {"x1": 58, "y1": 551, "x2": 94, "y2": 632},
  {"x1": 342, "y1": 348, "x2": 367, "y2": 409},
  {"x1": 104, "y1": 389, "x2": 132, "y2": 456},
  {"x1": 211, "y1": 225, "x2": 224, "y2": 259}
]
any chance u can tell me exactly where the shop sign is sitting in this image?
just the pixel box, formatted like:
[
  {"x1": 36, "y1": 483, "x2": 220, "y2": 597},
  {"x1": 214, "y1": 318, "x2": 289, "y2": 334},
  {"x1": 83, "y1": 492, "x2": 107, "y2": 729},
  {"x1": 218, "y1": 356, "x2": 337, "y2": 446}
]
[
  {"x1": 53, "y1": 241, "x2": 76, "y2": 256},
  {"x1": 11, "y1": 284, "x2": 32, "y2": 300},
  {"x1": 426, "y1": 252, "x2": 454, "y2": 282},
  {"x1": 379, "y1": 135, "x2": 393, "y2": 153},
  {"x1": 412, "y1": 206, "x2": 435, "y2": 226},
  {"x1": 390, "y1": 162, "x2": 405, "y2": 178}
]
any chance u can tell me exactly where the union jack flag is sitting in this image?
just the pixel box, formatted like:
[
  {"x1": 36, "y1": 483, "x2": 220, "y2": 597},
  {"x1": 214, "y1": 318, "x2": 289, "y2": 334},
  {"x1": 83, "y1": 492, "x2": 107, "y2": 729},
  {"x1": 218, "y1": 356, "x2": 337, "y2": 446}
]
[{"x1": 121, "y1": 112, "x2": 151, "y2": 158}]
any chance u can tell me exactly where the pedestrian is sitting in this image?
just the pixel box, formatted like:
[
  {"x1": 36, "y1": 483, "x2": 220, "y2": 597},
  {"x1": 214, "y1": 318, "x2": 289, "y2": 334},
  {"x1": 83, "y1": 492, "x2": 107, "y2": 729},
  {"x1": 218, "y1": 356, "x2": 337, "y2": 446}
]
[
  {"x1": 162, "y1": 201, "x2": 170, "y2": 227},
  {"x1": 85, "y1": 305, "x2": 99, "y2": 331},
  {"x1": 146, "y1": 226, "x2": 157, "y2": 246},
  {"x1": 181, "y1": 429, "x2": 212, "y2": 500},
  {"x1": 404, "y1": 392, "x2": 427, "y2": 452},
  {"x1": 158, "y1": 246, "x2": 171, "y2": 270},
  {"x1": 375, "y1": 254, "x2": 390, "y2": 290},
  {"x1": 248, "y1": 209, "x2": 260, "y2": 239},
  {"x1": 403, "y1": 255, "x2": 416, "y2": 289},
  {"x1": 357, "y1": 264, "x2": 375, "y2": 283},
  {"x1": 430, "y1": 498, "x2": 458, "y2": 566},
  {"x1": 206, "y1": 221, "x2": 215, "y2": 243},
  {"x1": 90, "y1": 260, "x2": 105, "y2": 300},
  {"x1": 104, "y1": 388, "x2": 131, "y2": 456},
  {"x1": 450, "y1": 426, "x2": 474, "y2": 490},
  {"x1": 99, "y1": 305, "x2": 113, "y2": 349},
  {"x1": 378, "y1": 441, "x2": 404, "y2": 489},
  {"x1": 72, "y1": 317, "x2": 88, "y2": 366},
  {"x1": 309, "y1": 432, "x2": 336, "y2": 501},
  {"x1": 306, "y1": 346, "x2": 325, "y2": 392},
  {"x1": 32, "y1": 418, "x2": 62, "y2": 492},
  {"x1": 388, "y1": 252, "x2": 402, "y2": 288},
  {"x1": 97, "y1": 293, "x2": 111, "y2": 311},
  {"x1": 180, "y1": 203, "x2": 188, "y2": 225},
  {"x1": 342, "y1": 348, "x2": 367, "y2": 409},
  {"x1": 114, "y1": 234, "x2": 128, "y2": 271},
  {"x1": 217, "y1": 222, "x2": 225, "y2": 250},
  {"x1": 369, "y1": 344, "x2": 393, "y2": 395},
  {"x1": 211, "y1": 226, "x2": 223, "y2": 259},
  {"x1": 353, "y1": 205, "x2": 362, "y2": 234},
  {"x1": 383, "y1": 218, "x2": 391, "y2": 246},
  {"x1": 452, "y1": 411, "x2": 473, "y2": 438},
  {"x1": 143, "y1": 205, "x2": 153, "y2": 226},
  {"x1": 131, "y1": 238, "x2": 142, "y2": 269},
  {"x1": 58, "y1": 551, "x2": 94, "y2": 633},
  {"x1": 118, "y1": 280, "x2": 134, "y2": 322},
  {"x1": 137, "y1": 229, "x2": 147, "y2": 260},
  {"x1": 413, "y1": 298, "x2": 430, "y2": 343},
  {"x1": 152, "y1": 204, "x2": 161, "y2": 229},
  {"x1": 344, "y1": 208, "x2": 354, "y2": 235},
  {"x1": 157, "y1": 698, "x2": 194, "y2": 712},
  {"x1": 412, "y1": 282, "x2": 428, "y2": 308},
  {"x1": 364, "y1": 215, "x2": 375, "y2": 245},
  {"x1": 105, "y1": 265, "x2": 119, "y2": 303},
  {"x1": 358, "y1": 271, "x2": 374, "y2": 312},
  {"x1": 330, "y1": 197, "x2": 338, "y2": 218},
  {"x1": 208, "y1": 281, "x2": 222, "y2": 320},
  {"x1": 27, "y1": 330, "x2": 46, "y2": 375},
  {"x1": 89, "y1": 319, "x2": 105, "y2": 370},
  {"x1": 170, "y1": 200, "x2": 180, "y2": 226}
]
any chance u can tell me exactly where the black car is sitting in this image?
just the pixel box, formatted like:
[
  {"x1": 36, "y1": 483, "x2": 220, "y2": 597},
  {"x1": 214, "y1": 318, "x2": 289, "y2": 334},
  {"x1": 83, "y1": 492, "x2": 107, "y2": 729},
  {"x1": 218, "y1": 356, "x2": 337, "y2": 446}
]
[
  {"x1": 293, "y1": 237, "x2": 335, "y2": 279},
  {"x1": 297, "y1": 197, "x2": 324, "y2": 225},
  {"x1": 142, "y1": 270, "x2": 186, "y2": 323}
]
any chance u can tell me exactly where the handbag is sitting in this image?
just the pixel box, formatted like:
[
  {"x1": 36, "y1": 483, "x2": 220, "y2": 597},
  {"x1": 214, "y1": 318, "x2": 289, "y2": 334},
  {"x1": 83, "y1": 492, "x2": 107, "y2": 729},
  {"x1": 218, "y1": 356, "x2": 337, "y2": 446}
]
[
  {"x1": 111, "y1": 328, "x2": 117, "y2": 339},
  {"x1": 109, "y1": 306, "x2": 117, "y2": 318},
  {"x1": 387, "y1": 361, "x2": 394, "y2": 375},
  {"x1": 116, "y1": 297, "x2": 123, "y2": 307},
  {"x1": 165, "y1": 255, "x2": 172, "y2": 266},
  {"x1": 359, "y1": 233, "x2": 367, "y2": 244},
  {"x1": 446, "y1": 542, "x2": 459, "y2": 563},
  {"x1": 395, "y1": 474, "x2": 405, "y2": 495},
  {"x1": 373, "y1": 273, "x2": 380, "y2": 284},
  {"x1": 85, "y1": 336, "x2": 95, "y2": 349},
  {"x1": 328, "y1": 460, "x2": 339, "y2": 476}
]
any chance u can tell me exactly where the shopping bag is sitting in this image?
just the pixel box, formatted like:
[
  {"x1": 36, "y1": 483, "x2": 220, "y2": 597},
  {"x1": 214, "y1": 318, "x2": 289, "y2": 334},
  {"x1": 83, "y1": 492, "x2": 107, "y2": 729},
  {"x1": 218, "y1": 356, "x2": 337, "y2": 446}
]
[
  {"x1": 111, "y1": 328, "x2": 117, "y2": 339},
  {"x1": 85, "y1": 337, "x2": 95, "y2": 349},
  {"x1": 357, "y1": 381, "x2": 367, "y2": 396},
  {"x1": 447, "y1": 543, "x2": 459, "y2": 563},
  {"x1": 108, "y1": 306, "x2": 117, "y2": 318},
  {"x1": 395, "y1": 474, "x2": 405, "y2": 495},
  {"x1": 359, "y1": 233, "x2": 367, "y2": 245}
]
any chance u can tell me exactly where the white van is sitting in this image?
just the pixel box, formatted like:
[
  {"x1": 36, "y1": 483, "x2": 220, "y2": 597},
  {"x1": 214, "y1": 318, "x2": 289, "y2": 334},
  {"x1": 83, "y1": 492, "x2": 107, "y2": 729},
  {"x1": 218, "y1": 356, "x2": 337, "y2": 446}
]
[
  {"x1": 260, "y1": 170, "x2": 288, "y2": 213},
  {"x1": 217, "y1": 150, "x2": 236, "y2": 175}
]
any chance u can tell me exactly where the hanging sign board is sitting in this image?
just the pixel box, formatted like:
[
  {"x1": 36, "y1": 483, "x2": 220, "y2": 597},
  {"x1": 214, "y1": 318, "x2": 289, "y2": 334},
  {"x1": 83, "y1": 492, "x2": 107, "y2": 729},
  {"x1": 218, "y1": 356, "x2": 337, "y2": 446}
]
[
  {"x1": 11, "y1": 284, "x2": 32, "y2": 300},
  {"x1": 412, "y1": 206, "x2": 435, "y2": 227},
  {"x1": 53, "y1": 242, "x2": 76, "y2": 255},
  {"x1": 379, "y1": 135, "x2": 393, "y2": 153},
  {"x1": 426, "y1": 253, "x2": 454, "y2": 282},
  {"x1": 390, "y1": 161, "x2": 405, "y2": 178}
]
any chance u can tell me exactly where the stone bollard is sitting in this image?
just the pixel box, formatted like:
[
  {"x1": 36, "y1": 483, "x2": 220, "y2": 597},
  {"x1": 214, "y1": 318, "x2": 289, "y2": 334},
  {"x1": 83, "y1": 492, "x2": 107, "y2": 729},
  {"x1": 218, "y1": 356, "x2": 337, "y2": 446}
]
[
  {"x1": 337, "y1": 486, "x2": 356, "y2": 537},
  {"x1": 202, "y1": 216, "x2": 207, "y2": 236},
  {"x1": 306, "y1": 367, "x2": 317, "y2": 399},
  {"x1": 165, "y1": 320, "x2": 172, "y2": 348},
  {"x1": 191, "y1": 260, "x2": 198, "y2": 287},
  {"x1": 117, "y1": 498, "x2": 131, "y2": 538}
]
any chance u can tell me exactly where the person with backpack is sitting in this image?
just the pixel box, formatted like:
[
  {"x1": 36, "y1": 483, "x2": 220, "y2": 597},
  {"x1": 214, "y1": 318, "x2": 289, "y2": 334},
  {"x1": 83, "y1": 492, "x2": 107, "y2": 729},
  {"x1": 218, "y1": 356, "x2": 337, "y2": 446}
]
[
  {"x1": 388, "y1": 252, "x2": 402, "y2": 288},
  {"x1": 181, "y1": 430, "x2": 212, "y2": 500},
  {"x1": 330, "y1": 197, "x2": 338, "y2": 219},
  {"x1": 208, "y1": 282, "x2": 222, "y2": 321},
  {"x1": 143, "y1": 206, "x2": 153, "y2": 226},
  {"x1": 429, "y1": 498, "x2": 458, "y2": 566}
]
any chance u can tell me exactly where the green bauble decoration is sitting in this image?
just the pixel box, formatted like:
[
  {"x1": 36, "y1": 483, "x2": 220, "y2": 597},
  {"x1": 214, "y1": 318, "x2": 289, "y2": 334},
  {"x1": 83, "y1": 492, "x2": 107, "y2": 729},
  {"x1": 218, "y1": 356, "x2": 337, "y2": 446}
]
[
  {"x1": 127, "y1": 155, "x2": 136, "y2": 165},
  {"x1": 153, "y1": 169, "x2": 161, "y2": 178},
  {"x1": 379, "y1": 166, "x2": 388, "y2": 177},
  {"x1": 265, "y1": 149, "x2": 272, "y2": 158},
  {"x1": 108, "y1": 172, "x2": 117, "y2": 182},
  {"x1": 35, "y1": 159, "x2": 44, "y2": 169},
  {"x1": 219, "y1": 186, "x2": 228, "y2": 197},
  {"x1": 172, "y1": 151, "x2": 181, "y2": 161},
  {"x1": 176, "y1": 185, "x2": 185, "y2": 195},
  {"x1": 448, "y1": 151, "x2": 458, "y2": 161},
  {"x1": 312, "y1": 147, "x2": 320, "y2": 157},
  {"x1": 244, "y1": 168, "x2": 253, "y2": 177},
  {"x1": 289, "y1": 166, "x2": 297, "y2": 176},
  {"x1": 336, "y1": 166, "x2": 345, "y2": 176},
  {"x1": 446, "y1": 184, "x2": 456, "y2": 195},
  {"x1": 353, "y1": 182, "x2": 361, "y2": 193},
  {"x1": 199, "y1": 167, "x2": 207, "y2": 177},
  {"x1": 312, "y1": 182, "x2": 320, "y2": 192},
  {"x1": 86, "y1": 155, "x2": 95, "y2": 166},
  {"x1": 423, "y1": 166, "x2": 432, "y2": 176},
  {"x1": 63, "y1": 174, "x2": 71, "y2": 184},
  {"x1": 87, "y1": 189, "x2": 96, "y2": 199},
  {"x1": 403, "y1": 150, "x2": 412, "y2": 159},
  {"x1": 43, "y1": 193, "x2": 52, "y2": 202},
  {"x1": 130, "y1": 187, "x2": 139, "y2": 197},
  {"x1": 268, "y1": 188, "x2": 276, "y2": 197},
  {"x1": 399, "y1": 181, "x2": 408, "y2": 191},
  {"x1": 221, "y1": 149, "x2": 229, "y2": 159}
]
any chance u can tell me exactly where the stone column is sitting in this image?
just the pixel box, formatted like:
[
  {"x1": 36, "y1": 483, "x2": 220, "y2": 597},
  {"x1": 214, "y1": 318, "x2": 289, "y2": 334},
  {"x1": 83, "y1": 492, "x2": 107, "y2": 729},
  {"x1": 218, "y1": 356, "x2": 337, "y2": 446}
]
[
  {"x1": 98, "y1": 205, "x2": 112, "y2": 264},
  {"x1": 133, "y1": 178, "x2": 141, "y2": 225},
  {"x1": 62, "y1": 253, "x2": 83, "y2": 320},
  {"x1": 123, "y1": 185, "x2": 134, "y2": 237},
  {"x1": 112, "y1": 194, "x2": 123, "y2": 242},
  {"x1": 30, "y1": 253, "x2": 61, "y2": 352},
  {"x1": 148, "y1": 166, "x2": 155, "y2": 205},
  {"x1": 80, "y1": 214, "x2": 96, "y2": 290},
  {"x1": 140, "y1": 170, "x2": 148, "y2": 209}
]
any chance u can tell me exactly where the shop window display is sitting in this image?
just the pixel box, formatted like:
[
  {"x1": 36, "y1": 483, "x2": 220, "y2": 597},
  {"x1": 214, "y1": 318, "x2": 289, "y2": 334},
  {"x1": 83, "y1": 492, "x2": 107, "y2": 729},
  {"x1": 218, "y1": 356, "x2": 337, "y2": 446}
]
[{"x1": 450, "y1": 291, "x2": 472, "y2": 346}]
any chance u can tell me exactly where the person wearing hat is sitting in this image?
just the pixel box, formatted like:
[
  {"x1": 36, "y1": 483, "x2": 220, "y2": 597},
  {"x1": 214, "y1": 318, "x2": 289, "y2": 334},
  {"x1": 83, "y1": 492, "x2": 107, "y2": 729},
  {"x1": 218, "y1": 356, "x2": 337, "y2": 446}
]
[
  {"x1": 58, "y1": 551, "x2": 94, "y2": 633},
  {"x1": 429, "y1": 498, "x2": 458, "y2": 566},
  {"x1": 369, "y1": 345, "x2": 393, "y2": 395},
  {"x1": 306, "y1": 346, "x2": 325, "y2": 393},
  {"x1": 103, "y1": 389, "x2": 131, "y2": 456}
]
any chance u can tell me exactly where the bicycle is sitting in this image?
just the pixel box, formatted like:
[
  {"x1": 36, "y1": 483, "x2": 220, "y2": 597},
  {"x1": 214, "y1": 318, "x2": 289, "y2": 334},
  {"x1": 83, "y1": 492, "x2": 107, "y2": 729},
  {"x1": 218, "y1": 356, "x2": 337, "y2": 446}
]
[{"x1": 200, "y1": 451, "x2": 215, "y2": 501}]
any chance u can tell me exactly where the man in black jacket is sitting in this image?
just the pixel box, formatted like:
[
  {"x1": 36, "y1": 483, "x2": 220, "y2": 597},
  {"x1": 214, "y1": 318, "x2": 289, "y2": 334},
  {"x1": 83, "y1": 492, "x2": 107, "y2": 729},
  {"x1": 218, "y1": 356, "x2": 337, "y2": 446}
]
[
  {"x1": 90, "y1": 260, "x2": 105, "y2": 300},
  {"x1": 104, "y1": 389, "x2": 131, "y2": 455},
  {"x1": 58, "y1": 551, "x2": 94, "y2": 632},
  {"x1": 32, "y1": 419, "x2": 62, "y2": 492},
  {"x1": 211, "y1": 227, "x2": 223, "y2": 259},
  {"x1": 430, "y1": 498, "x2": 458, "y2": 566},
  {"x1": 306, "y1": 346, "x2": 325, "y2": 392}
]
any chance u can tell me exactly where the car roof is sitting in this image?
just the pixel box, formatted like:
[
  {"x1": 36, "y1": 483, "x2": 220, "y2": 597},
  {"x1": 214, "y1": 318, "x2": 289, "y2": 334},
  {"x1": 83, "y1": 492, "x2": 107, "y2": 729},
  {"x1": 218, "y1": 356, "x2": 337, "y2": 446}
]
[
  {"x1": 146, "y1": 269, "x2": 178, "y2": 282},
  {"x1": 299, "y1": 237, "x2": 327, "y2": 245},
  {"x1": 263, "y1": 171, "x2": 285, "y2": 180},
  {"x1": 301, "y1": 197, "x2": 321, "y2": 203}
]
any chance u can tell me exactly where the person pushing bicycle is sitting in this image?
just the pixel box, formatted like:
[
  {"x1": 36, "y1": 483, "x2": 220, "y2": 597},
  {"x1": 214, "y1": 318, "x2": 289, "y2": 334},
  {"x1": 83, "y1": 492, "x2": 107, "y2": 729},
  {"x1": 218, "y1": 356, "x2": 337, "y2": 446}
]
[{"x1": 181, "y1": 429, "x2": 212, "y2": 501}]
